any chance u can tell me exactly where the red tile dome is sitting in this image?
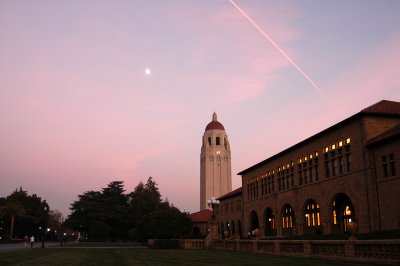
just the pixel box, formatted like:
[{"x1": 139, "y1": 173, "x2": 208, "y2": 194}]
[{"x1": 205, "y1": 112, "x2": 225, "y2": 131}]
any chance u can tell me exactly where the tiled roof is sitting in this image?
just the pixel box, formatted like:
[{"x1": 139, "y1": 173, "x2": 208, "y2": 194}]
[
  {"x1": 217, "y1": 187, "x2": 242, "y2": 201},
  {"x1": 367, "y1": 123, "x2": 400, "y2": 146},
  {"x1": 205, "y1": 121, "x2": 225, "y2": 131},
  {"x1": 189, "y1": 209, "x2": 212, "y2": 223}
]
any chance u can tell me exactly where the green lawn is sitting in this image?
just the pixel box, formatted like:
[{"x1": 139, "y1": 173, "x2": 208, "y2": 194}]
[{"x1": 0, "y1": 247, "x2": 375, "y2": 266}]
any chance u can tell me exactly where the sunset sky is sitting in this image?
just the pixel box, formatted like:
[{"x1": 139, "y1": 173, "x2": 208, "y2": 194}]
[{"x1": 1, "y1": 0, "x2": 399, "y2": 216}]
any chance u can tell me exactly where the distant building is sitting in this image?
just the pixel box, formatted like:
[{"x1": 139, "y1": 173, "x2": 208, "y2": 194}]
[
  {"x1": 200, "y1": 112, "x2": 232, "y2": 210},
  {"x1": 188, "y1": 209, "x2": 212, "y2": 237},
  {"x1": 215, "y1": 100, "x2": 400, "y2": 238}
]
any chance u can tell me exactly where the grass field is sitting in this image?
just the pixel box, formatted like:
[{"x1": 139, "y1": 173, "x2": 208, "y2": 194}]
[{"x1": 0, "y1": 246, "x2": 374, "y2": 266}]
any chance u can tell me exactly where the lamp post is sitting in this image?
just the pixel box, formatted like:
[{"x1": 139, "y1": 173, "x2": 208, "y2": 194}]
[
  {"x1": 207, "y1": 196, "x2": 220, "y2": 242},
  {"x1": 207, "y1": 197, "x2": 220, "y2": 218},
  {"x1": 41, "y1": 206, "x2": 48, "y2": 248},
  {"x1": 60, "y1": 216, "x2": 64, "y2": 246}
]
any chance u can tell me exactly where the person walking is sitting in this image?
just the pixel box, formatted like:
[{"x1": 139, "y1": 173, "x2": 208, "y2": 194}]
[
  {"x1": 30, "y1": 235, "x2": 35, "y2": 248},
  {"x1": 24, "y1": 236, "x2": 29, "y2": 248}
]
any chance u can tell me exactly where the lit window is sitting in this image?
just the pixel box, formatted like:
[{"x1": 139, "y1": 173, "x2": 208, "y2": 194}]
[
  {"x1": 324, "y1": 147, "x2": 329, "y2": 153},
  {"x1": 305, "y1": 200, "x2": 321, "y2": 227},
  {"x1": 338, "y1": 141, "x2": 343, "y2": 147},
  {"x1": 346, "y1": 138, "x2": 351, "y2": 144},
  {"x1": 331, "y1": 144, "x2": 336, "y2": 150},
  {"x1": 315, "y1": 152, "x2": 319, "y2": 157}
]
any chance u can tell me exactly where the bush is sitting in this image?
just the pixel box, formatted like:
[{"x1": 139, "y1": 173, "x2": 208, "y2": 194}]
[{"x1": 148, "y1": 239, "x2": 180, "y2": 249}]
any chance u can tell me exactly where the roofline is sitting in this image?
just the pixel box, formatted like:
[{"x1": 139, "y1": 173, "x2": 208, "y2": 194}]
[
  {"x1": 238, "y1": 108, "x2": 400, "y2": 176},
  {"x1": 217, "y1": 187, "x2": 242, "y2": 201}
]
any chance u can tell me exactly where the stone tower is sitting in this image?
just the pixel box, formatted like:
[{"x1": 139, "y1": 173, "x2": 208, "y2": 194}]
[{"x1": 200, "y1": 112, "x2": 232, "y2": 210}]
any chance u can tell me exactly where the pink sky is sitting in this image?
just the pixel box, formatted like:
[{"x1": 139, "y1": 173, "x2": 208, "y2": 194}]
[{"x1": 1, "y1": 1, "x2": 399, "y2": 216}]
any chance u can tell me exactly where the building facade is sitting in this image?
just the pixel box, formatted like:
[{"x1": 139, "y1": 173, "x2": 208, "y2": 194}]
[
  {"x1": 215, "y1": 100, "x2": 400, "y2": 238},
  {"x1": 200, "y1": 112, "x2": 232, "y2": 210}
]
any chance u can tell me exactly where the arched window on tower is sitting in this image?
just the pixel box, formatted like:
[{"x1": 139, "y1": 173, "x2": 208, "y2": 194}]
[
  {"x1": 216, "y1": 137, "x2": 220, "y2": 145},
  {"x1": 208, "y1": 137, "x2": 212, "y2": 146}
]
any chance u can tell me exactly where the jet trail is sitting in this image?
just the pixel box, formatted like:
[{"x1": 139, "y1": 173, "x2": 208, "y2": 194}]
[{"x1": 229, "y1": 0, "x2": 343, "y2": 114}]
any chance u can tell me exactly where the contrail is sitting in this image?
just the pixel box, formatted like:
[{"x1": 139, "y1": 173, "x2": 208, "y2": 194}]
[{"x1": 229, "y1": 0, "x2": 343, "y2": 114}]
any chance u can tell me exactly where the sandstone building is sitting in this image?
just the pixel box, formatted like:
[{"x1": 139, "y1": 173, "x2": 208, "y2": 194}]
[{"x1": 215, "y1": 100, "x2": 400, "y2": 238}]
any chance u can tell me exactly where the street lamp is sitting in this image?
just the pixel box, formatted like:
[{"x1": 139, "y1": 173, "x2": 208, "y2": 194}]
[
  {"x1": 206, "y1": 197, "x2": 220, "y2": 243},
  {"x1": 207, "y1": 197, "x2": 220, "y2": 217},
  {"x1": 60, "y1": 216, "x2": 64, "y2": 246},
  {"x1": 41, "y1": 206, "x2": 48, "y2": 248}
]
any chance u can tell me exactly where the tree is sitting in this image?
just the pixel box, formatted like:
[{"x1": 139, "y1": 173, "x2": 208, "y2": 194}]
[
  {"x1": 0, "y1": 201, "x2": 26, "y2": 239},
  {"x1": 0, "y1": 188, "x2": 48, "y2": 239},
  {"x1": 65, "y1": 181, "x2": 132, "y2": 241},
  {"x1": 137, "y1": 207, "x2": 192, "y2": 240},
  {"x1": 129, "y1": 177, "x2": 166, "y2": 227}
]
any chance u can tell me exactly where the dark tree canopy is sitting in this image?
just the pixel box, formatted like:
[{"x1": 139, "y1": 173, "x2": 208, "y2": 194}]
[
  {"x1": 65, "y1": 177, "x2": 192, "y2": 242},
  {"x1": 66, "y1": 181, "x2": 131, "y2": 241},
  {"x1": 137, "y1": 207, "x2": 192, "y2": 240},
  {"x1": 0, "y1": 187, "x2": 49, "y2": 239}
]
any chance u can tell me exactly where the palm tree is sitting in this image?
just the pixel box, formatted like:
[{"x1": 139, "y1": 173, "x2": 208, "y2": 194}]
[{"x1": 0, "y1": 202, "x2": 27, "y2": 239}]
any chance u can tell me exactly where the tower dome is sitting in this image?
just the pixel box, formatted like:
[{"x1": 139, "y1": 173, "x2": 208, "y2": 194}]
[{"x1": 205, "y1": 112, "x2": 225, "y2": 131}]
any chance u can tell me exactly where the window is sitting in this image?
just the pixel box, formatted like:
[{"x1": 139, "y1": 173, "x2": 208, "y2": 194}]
[
  {"x1": 282, "y1": 206, "x2": 295, "y2": 229},
  {"x1": 208, "y1": 137, "x2": 211, "y2": 145},
  {"x1": 346, "y1": 154, "x2": 352, "y2": 172},
  {"x1": 389, "y1": 154, "x2": 397, "y2": 176},
  {"x1": 267, "y1": 172, "x2": 274, "y2": 194},
  {"x1": 382, "y1": 156, "x2": 388, "y2": 177},
  {"x1": 216, "y1": 137, "x2": 220, "y2": 145},
  {"x1": 383, "y1": 154, "x2": 397, "y2": 177},
  {"x1": 332, "y1": 159, "x2": 337, "y2": 176},
  {"x1": 299, "y1": 153, "x2": 318, "y2": 185},
  {"x1": 305, "y1": 201, "x2": 321, "y2": 227},
  {"x1": 324, "y1": 138, "x2": 351, "y2": 177},
  {"x1": 236, "y1": 200, "x2": 242, "y2": 211},
  {"x1": 247, "y1": 178, "x2": 259, "y2": 200},
  {"x1": 339, "y1": 156, "x2": 344, "y2": 175},
  {"x1": 332, "y1": 201, "x2": 337, "y2": 225},
  {"x1": 261, "y1": 176, "x2": 267, "y2": 195}
]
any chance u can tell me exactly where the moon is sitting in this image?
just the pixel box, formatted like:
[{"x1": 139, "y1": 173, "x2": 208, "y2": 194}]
[{"x1": 145, "y1": 68, "x2": 151, "y2": 75}]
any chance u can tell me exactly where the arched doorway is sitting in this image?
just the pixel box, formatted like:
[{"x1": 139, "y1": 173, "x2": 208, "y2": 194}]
[
  {"x1": 303, "y1": 199, "x2": 323, "y2": 235},
  {"x1": 331, "y1": 193, "x2": 355, "y2": 233},
  {"x1": 231, "y1": 220, "x2": 236, "y2": 235},
  {"x1": 225, "y1": 221, "x2": 230, "y2": 237},
  {"x1": 264, "y1": 208, "x2": 276, "y2": 236},
  {"x1": 192, "y1": 227, "x2": 201, "y2": 237},
  {"x1": 281, "y1": 204, "x2": 296, "y2": 236},
  {"x1": 237, "y1": 220, "x2": 242, "y2": 237},
  {"x1": 250, "y1": 211, "x2": 260, "y2": 230}
]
